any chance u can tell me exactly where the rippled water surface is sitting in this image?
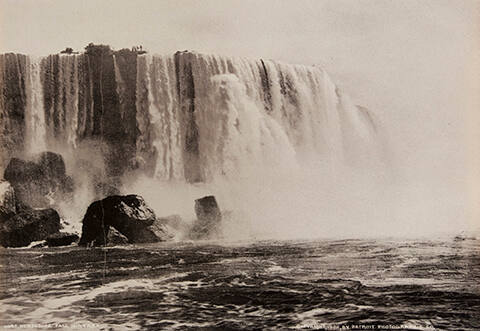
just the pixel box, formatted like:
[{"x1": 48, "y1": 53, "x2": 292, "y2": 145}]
[{"x1": 1, "y1": 238, "x2": 479, "y2": 330}]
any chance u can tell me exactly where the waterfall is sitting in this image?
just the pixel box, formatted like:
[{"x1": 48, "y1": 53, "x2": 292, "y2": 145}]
[
  {"x1": 25, "y1": 56, "x2": 47, "y2": 154},
  {"x1": 0, "y1": 49, "x2": 379, "y2": 181},
  {"x1": 144, "y1": 55, "x2": 183, "y2": 180},
  {"x1": 169, "y1": 53, "x2": 361, "y2": 180},
  {"x1": 61, "y1": 55, "x2": 80, "y2": 149},
  {"x1": 40, "y1": 54, "x2": 81, "y2": 148}
]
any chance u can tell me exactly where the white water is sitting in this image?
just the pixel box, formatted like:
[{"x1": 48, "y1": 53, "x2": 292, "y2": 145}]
[
  {"x1": 139, "y1": 55, "x2": 184, "y2": 180},
  {"x1": 128, "y1": 53, "x2": 384, "y2": 240},
  {"x1": 25, "y1": 56, "x2": 47, "y2": 154},
  {"x1": 64, "y1": 55, "x2": 80, "y2": 148},
  {"x1": 137, "y1": 53, "x2": 377, "y2": 182},
  {"x1": 24, "y1": 51, "x2": 378, "y2": 181},
  {"x1": 55, "y1": 55, "x2": 80, "y2": 149}
]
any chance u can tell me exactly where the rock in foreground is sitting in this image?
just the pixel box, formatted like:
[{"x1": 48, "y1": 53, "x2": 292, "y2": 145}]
[
  {"x1": 3, "y1": 152, "x2": 74, "y2": 208},
  {"x1": 188, "y1": 195, "x2": 222, "y2": 240},
  {"x1": 0, "y1": 180, "x2": 17, "y2": 218},
  {"x1": 46, "y1": 232, "x2": 79, "y2": 247},
  {"x1": 79, "y1": 195, "x2": 172, "y2": 246},
  {"x1": 0, "y1": 208, "x2": 61, "y2": 247}
]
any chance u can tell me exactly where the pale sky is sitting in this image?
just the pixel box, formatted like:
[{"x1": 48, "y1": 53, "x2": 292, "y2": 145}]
[{"x1": 1, "y1": 0, "x2": 479, "y2": 232}]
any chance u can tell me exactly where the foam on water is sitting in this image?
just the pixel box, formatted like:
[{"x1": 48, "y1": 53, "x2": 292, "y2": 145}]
[{"x1": 1, "y1": 238, "x2": 479, "y2": 329}]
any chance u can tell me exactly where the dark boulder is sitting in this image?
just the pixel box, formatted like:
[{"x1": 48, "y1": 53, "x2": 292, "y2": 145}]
[
  {"x1": 46, "y1": 232, "x2": 79, "y2": 247},
  {"x1": 4, "y1": 157, "x2": 49, "y2": 207},
  {"x1": 0, "y1": 208, "x2": 61, "y2": 247},
  {"x1": 3, "y1": 152, "x2": 74, "y2": 208},
  {"x1": 79, "y1": 195, "x2": 172, "y2": 246},
  {"x1": 4, "y1": 158, "x2": 41, "y2": 181},
  {"x1": 188, "y1": 195, "x2": 222, "y2": 240},
  {"x1": 38, "y1": 152, "x2": 66, "y2": 179},
  {"x1": 195, "y1": 196, "x2": 222, "y2": 223},
  {"x1": 0, "y1": 180, "x2": 17, "y2": 219}
]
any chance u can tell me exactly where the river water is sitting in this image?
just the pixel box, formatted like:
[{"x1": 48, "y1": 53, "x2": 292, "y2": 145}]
[{"x1": 0, "y1": 238, "x2": 479, "y2": 330}]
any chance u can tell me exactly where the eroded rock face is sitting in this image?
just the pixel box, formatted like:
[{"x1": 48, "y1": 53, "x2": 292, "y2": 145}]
[
  {"x1": 0, "y1": 208, "x2": 61, "y2": 247},
  {"x1": 188, "y1": 195, "x2": 222, "y2": 240},
  {"x1": 79, "y1": 194, "x2": 172, "y2": 246},
  {"x1": 3, "y1": 152, "x2": 74, "y2": 208}
]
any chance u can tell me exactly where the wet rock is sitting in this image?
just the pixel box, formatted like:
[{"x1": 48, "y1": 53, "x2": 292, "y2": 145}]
[
  {"x1": 0, "y1": 208, "x2": 61, "y2": 247},
  {"x1": 4, "y1": 158, "x2": 39, "y2": 182},
  {"x1": 4, "y1": 157, "x2": 49, "y2": 207},
  {"x1": 148, "y1": 219, "x2": 174, "y2": 241},
  {"x1": 38, "y1": 152, "x2": 66, "y2": 180},
  {"x1": 0, "y1": 181, "x2": 59, "y2": 248},
  {"x1": 195, "y1": 196, "x2": 222, "y2": 223},
  {"x1": 0, "y1": 180, "x2": 17, "y2": 219},
  {"x1": 90, "y1": 226, "x2": 129, "y2": 246},
  {"x1": 104, "y1": 227, "x2": 129, "y2": 246},
  {"x1": 188, "y1": 195, "x2": 222, "y2": 240},
  {"x1": 79, "y1": 194, "x2": 172, "y2": 246},
  {"x1": 46, "y1": 232, "x2": 79, "y2": 247},
  {"x1": 3, "y1": 152, "x2": 74, "y2": 208}
]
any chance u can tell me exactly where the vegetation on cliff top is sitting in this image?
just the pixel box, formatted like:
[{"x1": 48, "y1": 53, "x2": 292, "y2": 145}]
[{"x1": 58, "y1": 44, "x2": 147, "y2": 56}]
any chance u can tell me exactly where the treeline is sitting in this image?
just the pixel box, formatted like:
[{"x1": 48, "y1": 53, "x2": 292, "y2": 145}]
[{"x1": 59, "y1": 43, "x2": 147, "y2": 55}]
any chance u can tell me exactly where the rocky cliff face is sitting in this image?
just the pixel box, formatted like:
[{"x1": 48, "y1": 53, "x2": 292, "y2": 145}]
[{"x1": 4, "y1": 151, "x2": 74, "y2": 208}]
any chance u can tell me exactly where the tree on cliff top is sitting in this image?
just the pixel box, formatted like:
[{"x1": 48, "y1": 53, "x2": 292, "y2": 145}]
[
  {"x1": 60, "y1": 47, "x2": 75, "y2": 54},
  {"x1": 84, "y1": 43, "x2": 113, "y2": 56},
  {"x1": 114, "y1": 48, "x2": 137, "y2": 57}
]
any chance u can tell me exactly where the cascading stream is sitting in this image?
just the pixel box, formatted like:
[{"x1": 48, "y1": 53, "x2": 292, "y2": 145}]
[
  {"x1": 143, "y1": 55, "x2": 183, "y2": 180},
  {"x1": 25, "y1": 56, "x2": 47, "y2": 154}
]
